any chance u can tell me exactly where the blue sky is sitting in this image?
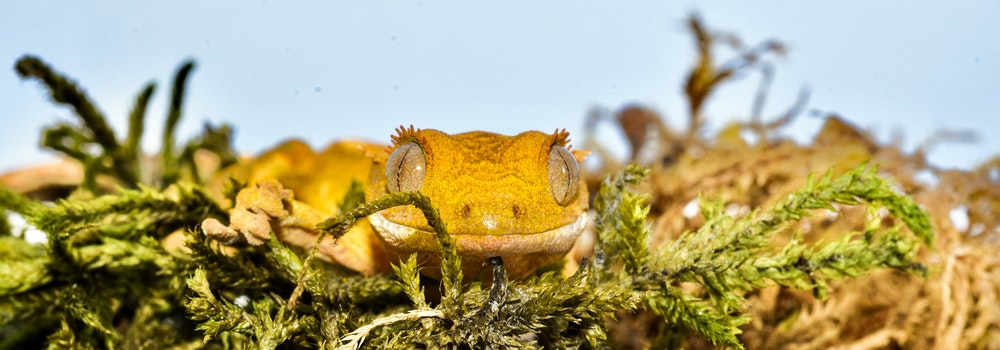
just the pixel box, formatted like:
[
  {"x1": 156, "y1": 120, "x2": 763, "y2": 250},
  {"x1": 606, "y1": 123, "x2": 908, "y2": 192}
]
[{"x1": 2, "y1": 1, "x2": 998, "y2": 173}]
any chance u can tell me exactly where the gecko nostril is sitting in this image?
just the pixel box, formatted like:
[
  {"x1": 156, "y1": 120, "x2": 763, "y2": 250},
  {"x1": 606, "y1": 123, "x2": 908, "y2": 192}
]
[
  {"x1": 460, "y1": 204, "x2": 472, "y2": 219},
  {"x1": 512, "y1": 205, "x2": 523, "y2": 219}
]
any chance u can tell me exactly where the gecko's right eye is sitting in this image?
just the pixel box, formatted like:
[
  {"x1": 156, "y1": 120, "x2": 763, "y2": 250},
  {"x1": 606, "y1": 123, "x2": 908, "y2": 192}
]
[
  {"x1": 547, "y1": 145, "x2": 580, "y2": 206},
  {"x1": 385, "y1": 142, "x2": 426, "y2": 193}
]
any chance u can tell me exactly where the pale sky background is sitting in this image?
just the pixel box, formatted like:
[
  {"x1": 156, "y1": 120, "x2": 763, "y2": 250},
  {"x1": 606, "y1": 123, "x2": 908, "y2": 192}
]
[{"x1": 2, "y1": 2, "x2": 998, "y2": 174}]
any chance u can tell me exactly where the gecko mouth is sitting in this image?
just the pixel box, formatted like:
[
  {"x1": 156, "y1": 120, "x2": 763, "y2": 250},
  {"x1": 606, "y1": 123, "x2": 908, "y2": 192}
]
[{"x1": 368, "y1": 211, "x2": 588, "y2": 258}]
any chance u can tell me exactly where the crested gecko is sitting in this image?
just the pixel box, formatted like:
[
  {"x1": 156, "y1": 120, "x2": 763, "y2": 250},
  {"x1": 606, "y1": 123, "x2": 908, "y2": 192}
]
[{"x1": 202, "y1": 126, "x2": 589, "y2": 279}]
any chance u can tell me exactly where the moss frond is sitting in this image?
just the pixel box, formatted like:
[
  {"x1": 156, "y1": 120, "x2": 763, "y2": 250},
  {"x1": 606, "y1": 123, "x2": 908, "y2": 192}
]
[
  {"x1": 22, "y1": 184, "x2": 225, "y2": 242},
  {"x1": 161, "y1": 61, "x2": 196, "y2": 187},
  {"x1": 646, "y1": 283, "x2": 747, "y2": 348},
  {"x1": 15, "y1": 56, "x2": 119, "y2": 158},
  {"x1": 392, "y1": 254, "x2": 427, "y2": 309},
  {"x1": 592, "y1": 163, "x2": 652, "y2": 275}
]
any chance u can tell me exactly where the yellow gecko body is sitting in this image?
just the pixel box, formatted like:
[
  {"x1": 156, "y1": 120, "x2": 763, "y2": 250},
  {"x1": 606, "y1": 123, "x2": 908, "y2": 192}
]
[{"x1": 206, "y1": 126, "x2": 588, "y2": 279}]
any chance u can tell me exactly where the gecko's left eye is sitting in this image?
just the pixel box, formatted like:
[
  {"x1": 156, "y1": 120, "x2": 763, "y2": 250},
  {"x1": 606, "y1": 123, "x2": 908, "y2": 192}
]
[
  {"x1": 386, "y1": 142, "x2": 426, "y2": 193},
  {"x1": 547, "y1": 145, "x2": 580, "y2": 206}
]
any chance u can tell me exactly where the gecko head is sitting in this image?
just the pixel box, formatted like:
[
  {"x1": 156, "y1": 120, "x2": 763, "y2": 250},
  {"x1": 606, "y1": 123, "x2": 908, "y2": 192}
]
[{"x1": 366, "y1": 125, "x2": 589, "y2": 278}]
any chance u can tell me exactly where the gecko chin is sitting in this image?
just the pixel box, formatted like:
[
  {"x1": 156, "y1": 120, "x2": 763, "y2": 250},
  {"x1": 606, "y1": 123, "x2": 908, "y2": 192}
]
[{"x1": 368, "y1": 211, "x2": 587, "y2": 260}]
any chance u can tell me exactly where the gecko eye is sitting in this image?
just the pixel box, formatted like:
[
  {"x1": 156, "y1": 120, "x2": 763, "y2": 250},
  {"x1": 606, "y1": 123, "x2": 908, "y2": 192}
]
[
  {"x1": 386, "y1": 142, "x2": 426, "y2": 193},
  {"x1": 547, "y1": 145, "x2": 580, "y2": 205}
]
